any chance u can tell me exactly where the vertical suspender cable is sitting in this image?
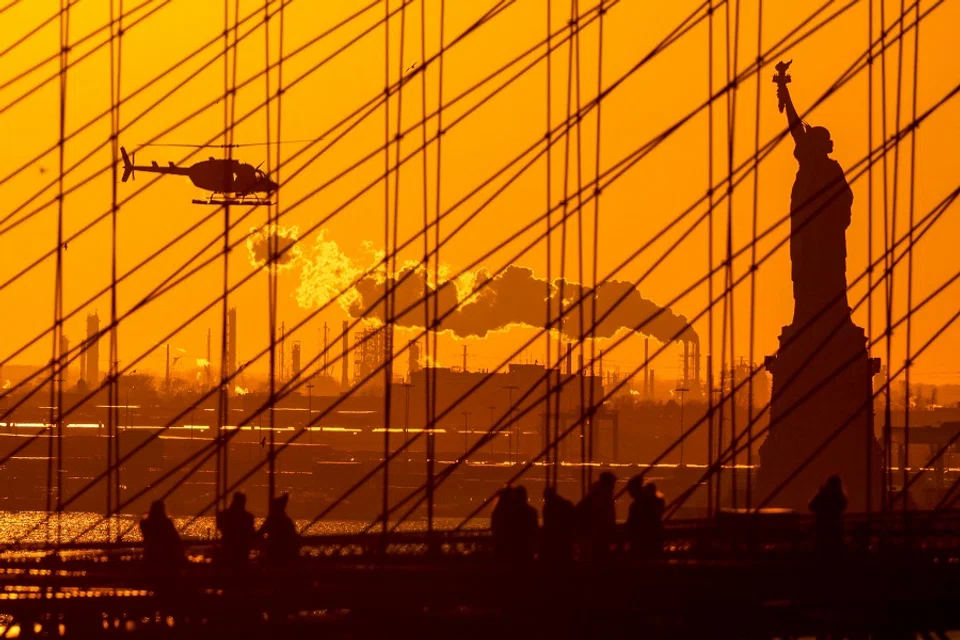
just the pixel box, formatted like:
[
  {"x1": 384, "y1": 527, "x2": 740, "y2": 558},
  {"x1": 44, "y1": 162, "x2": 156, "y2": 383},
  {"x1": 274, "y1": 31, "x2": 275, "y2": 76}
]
[
  {"x1": 588, "y1": 0, "x2": 604, "y2": 497},
  {"x1": 266, "y1": 0, "x2": 278, "y2": 506},
  {"x1": 50, "y1": 0, "x2": 71, "y2": 546},
  {"x1": 269, "y1": 0, "x2": 286, "y2": 506},
  {"x1": 879, "y1": 0, "x2": 892, "y2": 510},
  {"x1": 545, "y1": 0, "x2": 554, "y2": 487},
  {"x1": 571, "y1": 0, "x2": 588, "y2": 488},
  {"x1": 903, "y1": 0, "x2": 919, "y2": 518},
  {"x1": 865, "y1": 0, "x2": 874, "y2": 527},
  {"x1": 746, "y1": 0, "x2": 761, "y2": 510},
  {"x1": 384, "y1": 0, "x2": 408, "y2": 536},
  {"x1": 557, "y1": 0, "x2": 575, "y2": 497},
  {"x1": 707, "y1": 0, "x2": 718, "y2": 515},
  {"x1": 419, "y1": 0, "x2": 432, "y2": 533},
  {"x1": 428, "y1": 0, "x2": 446, "y2": 535},
  {"x1": 889, "y1": 0, "x2": 906, "y2": 512},
  {"x1": 722, "y1": 0, "x2": 740, "y2": 509},
  {"x1": 108, "y1": 0, "x2": 124, "y2": 541}
]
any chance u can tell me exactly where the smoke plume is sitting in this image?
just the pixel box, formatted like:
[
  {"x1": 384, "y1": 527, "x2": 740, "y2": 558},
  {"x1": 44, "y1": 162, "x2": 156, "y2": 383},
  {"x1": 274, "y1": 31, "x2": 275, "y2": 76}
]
[
  {"x1": 345, "y1": 264, "x2": 698, "y2": 344},
  {"x1": 292, "y1": 230, "x2": 697, "y2": 344},
  {"x1": 247, "y1": 225, "x2": 302, "y2": 271}
]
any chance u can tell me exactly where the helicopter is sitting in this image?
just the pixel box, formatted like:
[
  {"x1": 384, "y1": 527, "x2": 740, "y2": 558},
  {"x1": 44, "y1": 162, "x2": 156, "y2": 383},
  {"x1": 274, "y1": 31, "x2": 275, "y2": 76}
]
[{"x1": 120, "y1": 144, "x2": 279, "y2": 206}]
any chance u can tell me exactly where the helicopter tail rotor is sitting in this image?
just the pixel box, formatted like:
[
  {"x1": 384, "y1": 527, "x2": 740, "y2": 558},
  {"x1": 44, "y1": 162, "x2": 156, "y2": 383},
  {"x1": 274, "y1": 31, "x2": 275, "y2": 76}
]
[{"x1": 120, "y1": 146, "x2": 135, "y2": 182}]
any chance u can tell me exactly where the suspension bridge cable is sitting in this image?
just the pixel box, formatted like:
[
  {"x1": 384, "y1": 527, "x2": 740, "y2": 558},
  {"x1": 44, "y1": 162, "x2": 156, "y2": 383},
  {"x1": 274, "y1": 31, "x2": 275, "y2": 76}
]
[
  {"x1": 720, "y1": 0, "x2": 741, "y2": 508},
  {"x1": 0, "y1": 0, "x2": 172, "y2": 114},
  {"x1": 755, "y1": 305, "x2": 960, "y2": 511},
  {"x1": 428, "y1": 0, "x2": 447, "y2": 534},
  {"x1": 879, "y1": 0, "x2": 893, "y2": 509},
  {"x1": 461, "y1": 166, "x2": 960, "y2": 531},
  {"x1": 902, "y1": 0, "x2": 919, "y2": 518},
  {"x1": 664, "y1": 183, "x2": 960, "y2": 518},
  {"x1": 5, "y1": 0, "x2": 924, "y2": 536},
  {"x1": 90, "y1": 6, "x2": 960, "y2": 540},
  {"x1": 0, "y1": 0, "x2": 512, "y2": 289},
  {"x1": 587, "y1": 0, "x2": 605, "y2": 497},
  {"x1": 417, "y1": 0, "x2": 432, "y2": 537},
  {"x1": 0, "y1": 0, "x2": 157, "y2": 96},
  {"x1": 320, "y1": 65, "x2": 949, "y2": 533},
  {"x1": 0, "y1": 0, "x2": 78, "y2": 62},
  {"x1": 746, "y1": 0, "x2": 762, "y2": 510},
  {"x1": 392, "y1": 181, "x2": 958, "y2": 532},
  {"x1": 865, "y1": 0, "x2": 875, "y2": 527},
  {"x1": 0, "y1": 0, "x2": 395, "y2": 235},
  {"x1": 0, "y1": 0, "x2": 543, "y2": 434},
  {"x1": 107, "y1": 0, "x2": 124, "y2": 543},
  {"x1": 0, "y1": 0, "x2": 294, "y2": 190},
  {"x1": 392, "y1": 118, "x2": 939, "y2": 529},
  {"x1": 0, "y1": 0, "x2": 924, "y2": 464},
  {"x1": 67, "y1": 42, "x2": 944, "y2": 544},
  {"x1": 890, "y1": 0, "x2": 907, "y2": 513}
]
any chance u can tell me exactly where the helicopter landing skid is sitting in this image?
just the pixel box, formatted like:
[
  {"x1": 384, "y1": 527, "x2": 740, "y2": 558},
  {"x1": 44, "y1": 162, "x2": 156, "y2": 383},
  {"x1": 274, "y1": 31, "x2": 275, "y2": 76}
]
[{"x1": 192, "y1": 193, "x2": 273, "y2": 207}]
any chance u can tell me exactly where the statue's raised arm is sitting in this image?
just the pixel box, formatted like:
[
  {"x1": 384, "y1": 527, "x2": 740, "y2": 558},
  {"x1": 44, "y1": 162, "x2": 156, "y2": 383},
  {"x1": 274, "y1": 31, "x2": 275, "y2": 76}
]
[{"x1": 773, "y1": 60, "x2": 804, "y2": 145}]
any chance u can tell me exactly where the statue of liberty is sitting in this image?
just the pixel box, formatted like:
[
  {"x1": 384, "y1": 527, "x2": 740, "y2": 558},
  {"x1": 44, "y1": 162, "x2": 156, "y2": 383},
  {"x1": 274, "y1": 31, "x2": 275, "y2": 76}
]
[
  {"x1": 757, "y1": 62, "x2": 882, "y2": 513},
  {"x1": 776, "y1": 60, "x2": 853, "y2": 324}
]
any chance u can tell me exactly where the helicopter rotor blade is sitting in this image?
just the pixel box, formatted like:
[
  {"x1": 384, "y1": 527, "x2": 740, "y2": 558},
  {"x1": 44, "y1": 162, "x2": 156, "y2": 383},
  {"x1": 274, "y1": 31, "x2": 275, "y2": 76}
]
[{"x1": 140, "y1": 139, "x2": 315, "y2": 149}]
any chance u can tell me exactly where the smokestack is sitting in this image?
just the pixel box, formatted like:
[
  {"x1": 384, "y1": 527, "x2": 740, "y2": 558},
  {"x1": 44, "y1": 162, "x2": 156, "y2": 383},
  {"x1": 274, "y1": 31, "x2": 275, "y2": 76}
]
[
  {"x1": 644, "y1": 338, "x2": 650, "y2": 398},
  {"x1": 565, "y1": 343, "x2": 572, "y2": 376},
  {"x1": 694, "y1": 341, "x2": 701, "y2": 385},
  {"x1": 409, "y1": 341, "x2": 421, "y2": 378},
  {"x1": 59, "y1": 334, "x2": 69, "y2": 385},
  {"x1": 323, "y1": 322, "x2": 329, "y2": 375},
  {"x1": 85, "y1": 312, "x2": 100, "y2": 385},
  {"x1": 165, "y1": 344, "x2": 170, "y2": 392},
  {"x1": 462, "y1": 344, "x2": 467, "y2": 373},
  {"x1": 707, "y1": 354, "x2": 713, "y2": 397},
  {"x1": 683, "y1": 340, "x2": 690, "y2": 386},
  {"x1": 292, "y1": 341, "x2": 301, "y2": 378},
  {"x1": 341, "y1": 320, "x2": 349, "y2": 390},
  {"x1": 206, "y1": 328, "x2": 212, "y2": 388},
  {"x1": 226, "y1": 308, "x2": 237, "y2": 381},
  {"x1": 578, "y1": 353, "x2": 584, "y2": 376},
  {"x1": 599, "y1": 350, "x2": 604, "y2": 387},
  {"x1": 650, "y1": 369, "x2": 655, "y2": 399}
]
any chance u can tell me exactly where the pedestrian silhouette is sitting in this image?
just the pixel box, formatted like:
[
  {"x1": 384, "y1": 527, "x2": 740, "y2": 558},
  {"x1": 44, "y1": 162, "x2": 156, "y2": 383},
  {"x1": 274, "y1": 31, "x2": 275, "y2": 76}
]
[
  {"x1": 139, "y1": 500, "x2": 183, "y2": 573},
  {"x1": 541, "y1": 486, "x2": 576, "y2": 562},
  {"x1": 625, "y1": 476, "x2": 665, "y2": 557},
  {"x1": 216, "y1": 492, "x2": 255, "y2": 568},
  {"x1": 776, "y1": 64, "x2": 853, "y2": 325},
  {"x1": 575, "y1": 472, "x2": 618, "y2": 561},
  {"x1": 491, "y1": 486, "x2": 538, "y2": 563},
  {"x1": 809, "y1": 474, "x2": 847, "y2": 557},
  {"x1": 258, "y1": 493, "x2": 300, "y2": 567}
]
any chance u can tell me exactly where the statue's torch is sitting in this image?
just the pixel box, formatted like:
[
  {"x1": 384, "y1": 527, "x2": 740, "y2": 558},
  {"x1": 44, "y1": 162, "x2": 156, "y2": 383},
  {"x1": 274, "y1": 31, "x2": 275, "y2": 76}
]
[{"x1": 773, "y1": 59, "x2": 793, "y2": 113}]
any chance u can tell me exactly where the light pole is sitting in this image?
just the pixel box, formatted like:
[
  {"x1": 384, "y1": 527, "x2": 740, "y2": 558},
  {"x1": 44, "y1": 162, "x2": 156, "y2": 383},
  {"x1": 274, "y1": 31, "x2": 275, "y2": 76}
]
[
  {"x1": 504, "y1": 385, "x2": 518, "y2": 463},
  {"x1": 488, "y1": 405, "x2": 496, "y2": 455},
  {"x1": 461, "y1": 411, "x2": 471, "y2": 460},
  {"x1": 676, "y1": 384, "x2": 689, "y2": 467},
  {"x1": 401, "y1": 382, "x2": 414, "y2": 451},
  {"x1": 306, "y1": 381, "x2": 315, "y2": 444}
]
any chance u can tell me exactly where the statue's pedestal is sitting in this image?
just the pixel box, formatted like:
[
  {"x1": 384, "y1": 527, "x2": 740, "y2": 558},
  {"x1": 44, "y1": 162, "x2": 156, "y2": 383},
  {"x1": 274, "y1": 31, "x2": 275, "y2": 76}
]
[{"x1": 757, "y1": 308, "x2": 883, "y2": 512}]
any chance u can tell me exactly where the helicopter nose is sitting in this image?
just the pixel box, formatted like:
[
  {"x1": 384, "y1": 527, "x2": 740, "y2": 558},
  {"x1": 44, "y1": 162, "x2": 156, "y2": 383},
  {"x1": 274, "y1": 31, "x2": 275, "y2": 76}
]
[{"x1": 267, "y1": 179, "x2": 279, "y2": 193}]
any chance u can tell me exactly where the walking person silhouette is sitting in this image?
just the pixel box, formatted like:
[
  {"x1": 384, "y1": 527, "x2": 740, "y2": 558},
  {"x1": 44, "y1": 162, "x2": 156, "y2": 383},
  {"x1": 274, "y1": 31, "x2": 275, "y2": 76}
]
[{"x1": 217, "y1": 492, "x2": 255, "y2": 568}]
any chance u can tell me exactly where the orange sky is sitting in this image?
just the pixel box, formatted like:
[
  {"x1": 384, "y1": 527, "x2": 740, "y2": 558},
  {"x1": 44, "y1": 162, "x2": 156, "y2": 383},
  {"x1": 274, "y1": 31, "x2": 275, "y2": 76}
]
[{"x1": 1, "y1": 0, "x2": 958, "y2": 388}]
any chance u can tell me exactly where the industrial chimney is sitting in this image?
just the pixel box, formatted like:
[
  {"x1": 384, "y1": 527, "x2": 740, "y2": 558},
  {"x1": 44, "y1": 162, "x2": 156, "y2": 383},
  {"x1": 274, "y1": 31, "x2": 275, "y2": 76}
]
[{"x1": 341, "y1": 320, "x2": 350, "y2": 391}]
